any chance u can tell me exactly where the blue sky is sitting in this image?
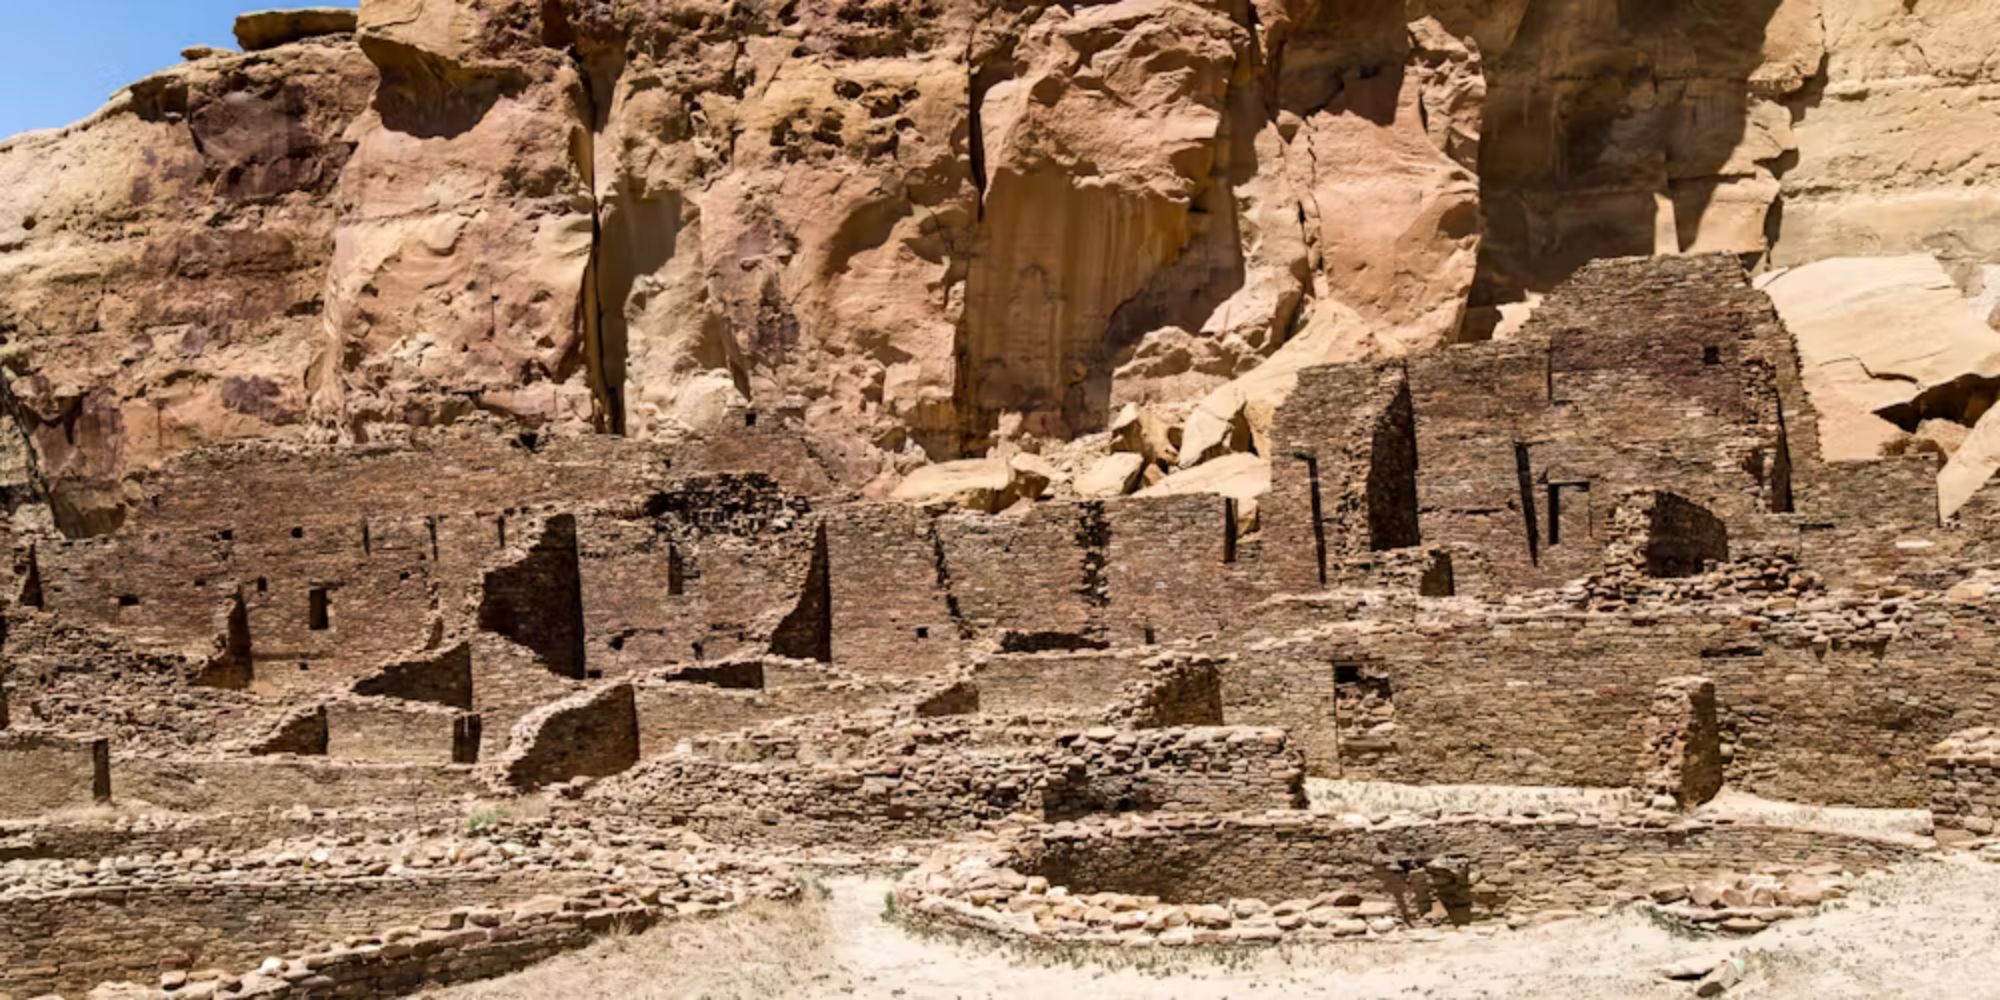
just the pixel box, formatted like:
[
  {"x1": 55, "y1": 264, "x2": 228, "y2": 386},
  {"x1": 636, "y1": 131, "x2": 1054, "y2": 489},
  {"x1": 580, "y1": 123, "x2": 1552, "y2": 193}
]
[{"x1": 0, "y1": 1, "x2": 360, "y2": 139}]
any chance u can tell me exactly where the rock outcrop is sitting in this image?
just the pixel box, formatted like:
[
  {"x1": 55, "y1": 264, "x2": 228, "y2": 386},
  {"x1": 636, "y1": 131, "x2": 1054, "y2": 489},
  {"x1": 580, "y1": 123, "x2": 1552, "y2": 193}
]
[{"x1": 1, "y1": 0, "x2": 1998, "y2": 530}]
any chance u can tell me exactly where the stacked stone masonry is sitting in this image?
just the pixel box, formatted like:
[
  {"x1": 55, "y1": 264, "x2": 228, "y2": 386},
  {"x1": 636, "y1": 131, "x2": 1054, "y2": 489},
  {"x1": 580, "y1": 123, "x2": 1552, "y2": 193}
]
[
  {"x1": 7, "y1": 250, "x2": 2000, "y2": 989},
  {"x1": 900, "y1": 811, "x2": 1917, "y2": 947}
]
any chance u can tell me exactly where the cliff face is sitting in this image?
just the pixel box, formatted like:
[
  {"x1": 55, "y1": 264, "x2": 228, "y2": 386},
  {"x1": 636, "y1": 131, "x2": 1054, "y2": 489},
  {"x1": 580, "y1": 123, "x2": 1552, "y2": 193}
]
[{"x1": 0, "y1": 0, "x2": 1995, "y2": 530}]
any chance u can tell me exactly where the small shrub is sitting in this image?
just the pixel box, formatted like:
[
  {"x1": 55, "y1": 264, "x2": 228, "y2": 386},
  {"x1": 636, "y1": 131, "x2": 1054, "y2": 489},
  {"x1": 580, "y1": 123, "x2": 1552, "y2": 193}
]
[{"x1": 466, "y1": 807, "x2": 504, "y2": 833}]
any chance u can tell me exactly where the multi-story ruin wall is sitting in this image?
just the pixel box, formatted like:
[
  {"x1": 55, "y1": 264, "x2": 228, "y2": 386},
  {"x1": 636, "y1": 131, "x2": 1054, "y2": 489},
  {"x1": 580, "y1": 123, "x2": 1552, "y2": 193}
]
[
  {"x1": 6, "y1": 250, "x2": 2000, "y2": 995},
  {"x1": 8, "y1": 255, "x2": 1999, "y2": 811}
]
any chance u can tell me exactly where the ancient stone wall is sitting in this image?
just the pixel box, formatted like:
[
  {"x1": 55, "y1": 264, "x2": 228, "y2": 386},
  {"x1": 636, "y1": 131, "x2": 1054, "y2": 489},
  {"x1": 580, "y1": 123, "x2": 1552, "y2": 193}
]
[
  {"x1": 936, "y1": 505, "x2": 1099, "y2": 649},
  {"x1": 0, "y1": 732, "x2": 105, "y2": 818},
  {"x1": 1102, "y1": 494, "x2": 1267, "y2": 643},
  {"x1": 354, "y1": 642, "x2": 474, "y2": 710},
  {"x1": 495, "y1": 683, "x2": 640, "y2": 791},
  {"x1": 906, "y1": 811, "x2": 1915, "y2": 946},
  {"x1": 1266, "y1": 363, "x2": 1422, "y2": 594},
  {"x1": 630, "y1": 660, "x2": 914, "y2": 757},
  {"x1": 326, "y1": 699, "x2": 464, "y2": 765},
  {"x1": 1636, "y1": 676, "x2": 1725, "y2": 808},
  {"x1": 825, "y1": 505, "x2": 961, "y2": 676},
  {"x1": 1040, "y1": 727, "x2": 1305, "y2": 821},
  {"x1": 1224, "y1": 587, "x2": 2000, "y2": 808},
  {"x1": 971, "y1": 651, "x2": 1157, "y2": 720},
  {"x1": 113, "y1": 758, "x2": 484, "y2": 815},
  {"x1": 0, "y1": 871, "x2": 601, "y2": 997},
  {"x1": 1928, "y1": 728, "x2": 2000, "y2": 836}
]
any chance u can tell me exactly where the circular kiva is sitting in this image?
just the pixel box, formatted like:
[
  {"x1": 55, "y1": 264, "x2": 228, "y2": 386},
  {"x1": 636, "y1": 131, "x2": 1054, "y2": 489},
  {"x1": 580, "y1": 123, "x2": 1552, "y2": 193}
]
[{"x1": 899, "y1": 811, "x2": 1924, "y2": 947}]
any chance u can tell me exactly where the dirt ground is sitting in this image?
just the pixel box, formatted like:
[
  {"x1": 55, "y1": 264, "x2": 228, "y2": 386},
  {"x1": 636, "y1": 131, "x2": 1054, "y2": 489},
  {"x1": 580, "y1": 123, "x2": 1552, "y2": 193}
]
[{"x1": 428, "y1": 856, "x2": 2000, "y2": 1000}]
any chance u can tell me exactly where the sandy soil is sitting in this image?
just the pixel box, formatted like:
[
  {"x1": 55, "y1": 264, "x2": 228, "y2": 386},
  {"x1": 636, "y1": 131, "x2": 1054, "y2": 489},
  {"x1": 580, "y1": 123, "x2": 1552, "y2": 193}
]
[{"x1": 427, "y1": 857, "x2": 2000, "y2": 1000}]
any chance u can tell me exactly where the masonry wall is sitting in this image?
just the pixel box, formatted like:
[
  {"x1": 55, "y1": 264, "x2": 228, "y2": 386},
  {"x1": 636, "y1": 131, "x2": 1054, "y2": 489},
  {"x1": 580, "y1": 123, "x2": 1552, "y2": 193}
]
[
  {"x1": 1928, "y1": 728, "x2": 2000, "y2": 835},
  {"x1": 1223, "y1": 593, "x2": 2000, "y2": 808},
  {"x1": 825, "y1": 505, "x2": 960, "y2": 676},
  {"x1": 1020, "y1": 817, "x2": 1912, "y2": 918},
  {"x1": 1040, "y1": 727, "x2": 1305, "y2": 820},
  {"x1": 937, "y1": 505, "x2": 1098, "y2": 648},
  {"x1": 326, "y1": 699, "x2": 461, "y2": 764},
  {"x1": 115, "y1": 757, "x2": 483, "y2": 813},
  {"x1": 0, "y1": 732, "x2": 103, "y2": 818},
  {"x1": 973, "y1": 650, "x2": 1156, "y2": 718},
  {"x1": 1266, "y1": 364, "x2": 1421, "y2": 595},
  {"x1": 1259, "y1": 256, "x2": 1800, "y2": 598},
  {"x1": 1102, "y1": 495, "x2": 1265, "y2": 643},
  {"x1": 631, "y1": 665, "x2": 911, "y2": 757},
  {"x1": 497, "y1": 683, "x2": 640, "y2": 790},
  {"x1": 0, "y1": 870, "x2": 595, "y2": 997},
  {"x1": 599, "y1": 742, "x2": 1045, "y2": 845}
]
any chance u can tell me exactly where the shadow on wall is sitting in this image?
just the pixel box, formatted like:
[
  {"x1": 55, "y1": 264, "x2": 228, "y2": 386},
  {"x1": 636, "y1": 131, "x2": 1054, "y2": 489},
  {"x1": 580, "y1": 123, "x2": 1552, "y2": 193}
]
[{"x1": 1465, "y1": 0, "x2": 1799, "y2": 317}]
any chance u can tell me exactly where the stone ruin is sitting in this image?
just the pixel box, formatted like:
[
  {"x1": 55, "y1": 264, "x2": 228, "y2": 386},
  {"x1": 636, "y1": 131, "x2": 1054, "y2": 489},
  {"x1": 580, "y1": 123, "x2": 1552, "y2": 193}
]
[{"x1": 1, "y1": 249, "x2": 1995, "y2": 996}]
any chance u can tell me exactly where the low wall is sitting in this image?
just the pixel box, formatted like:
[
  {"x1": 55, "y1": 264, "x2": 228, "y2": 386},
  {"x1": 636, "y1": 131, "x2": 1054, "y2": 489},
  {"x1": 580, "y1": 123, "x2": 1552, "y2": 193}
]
[
  {"x1": 495, "y1": 683, "x2": 639, "y2": 791},
  {"x1": 115, "y1": 757, "x2": 484, "y2": 813},
  {"x1": 1929, "y1": 728, "x2": 2000, "y2": 836},
  {"x1": 632, "y1": 670, "x2": 913, "y2": 758},
  {"x1": 326, "y1": 700, "x2": 461, "y2": 764},
  {"x1": 902, "y1": 811, "x2": 1921, "y2": 947},
  {"x1": 0, "y1": 844, "x2": 797, "y2": 999},
  {"x1": 1040, "y1": 727, "x2": 1304, "y2": 821},
  {"x1": 0, "y1": 731, "x2": 105, "y2": 818},
  {"x1": 593, "y1": 737, "x2": 1045, "y2": 846},
  {"x1": 0, "y1": 871, "x2": 597, "y2": 997},
  {"x1": 593, "y1": 717, "x2": 1314, "y2": 847},
  {"x1": 972, "y1": 651, "x2": 1154, "y2": 717},
  {"x1": 1023, "y1": 816, "x2": 1911, "y2": 908},
  {"x1": 0, "y1": 807, "x2": 466, "y2": 864}
]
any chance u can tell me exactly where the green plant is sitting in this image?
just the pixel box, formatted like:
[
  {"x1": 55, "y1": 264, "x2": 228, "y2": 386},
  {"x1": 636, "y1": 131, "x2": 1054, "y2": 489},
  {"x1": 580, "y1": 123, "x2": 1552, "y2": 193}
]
[{"x1": 466, "y1": 807, "x2": 504, "y2": 833}]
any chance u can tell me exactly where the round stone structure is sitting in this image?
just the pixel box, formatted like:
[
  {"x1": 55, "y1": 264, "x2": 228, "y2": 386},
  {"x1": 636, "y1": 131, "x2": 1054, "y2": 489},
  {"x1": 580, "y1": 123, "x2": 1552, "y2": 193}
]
[{"x1": 899, "y1": 810, "x2": 1925, "y2": 947}]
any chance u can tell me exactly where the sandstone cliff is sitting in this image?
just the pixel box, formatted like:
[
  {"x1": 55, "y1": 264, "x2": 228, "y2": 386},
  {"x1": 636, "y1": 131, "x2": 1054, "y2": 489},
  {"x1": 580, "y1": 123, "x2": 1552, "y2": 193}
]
[{"x1": 0, "y1": 0, "x2": 1996, "y2": 532}]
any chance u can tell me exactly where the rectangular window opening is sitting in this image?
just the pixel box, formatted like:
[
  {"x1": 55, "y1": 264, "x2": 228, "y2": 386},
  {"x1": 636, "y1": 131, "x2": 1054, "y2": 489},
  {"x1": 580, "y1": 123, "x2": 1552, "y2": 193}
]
[{"x1": 308, "y1": 587, "x2": 331, "y2": 631}]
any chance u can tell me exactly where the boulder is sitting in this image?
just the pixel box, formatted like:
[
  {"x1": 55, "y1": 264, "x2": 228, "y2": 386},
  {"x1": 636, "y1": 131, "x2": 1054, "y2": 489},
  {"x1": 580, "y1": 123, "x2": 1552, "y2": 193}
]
[
  {"x1": 1178, "y1": 299, "x2": 1374, "y2": 469},
  {"x1": 1075, "y1": 453, "x2": 1146, "y2": 499},
  {"x1": 1942, "y1": 407, "x2": 2000, "y2": 518},
  {"x1": 892, "y1": 456, "x2": 1056, "y2": 513},
  {"x1": 1140, "y1": 453, "x2": 1270, "y2": 504},
  {"x1": 234, "y1": 8, "x2": 359, "y2": 51},
  {"x1": 892, "y1": 458, "x2": 1014, "y2": 513},
  {"x1": 1109, "y1": 404, "x2": 1180, "y2": 467},
  {"x1": 1763, "y1": 256, "x2": 2000, "y2": 461}
]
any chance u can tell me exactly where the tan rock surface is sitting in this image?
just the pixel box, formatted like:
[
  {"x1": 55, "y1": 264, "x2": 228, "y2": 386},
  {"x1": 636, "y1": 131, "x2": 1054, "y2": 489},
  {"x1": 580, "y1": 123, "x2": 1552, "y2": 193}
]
[
  {"x1": 1763, "y1": 256, "x2": 2000, "y2": 461},
  {"x1": 1942, "y1": 408, "x2": 2000, "y2": 519},
  {"x1": 235, "y1": 8, "x2": 360, "y2": 51},
  {"x1": 0, "y1": 41, "x2": 377, "y2": 534},
  {"x1": 2, "y1": 0, "x2": 2000, "y2": 529},
  {"x1": 1773, "y1": 0, "x2": 2000, "y2": 272},
  {"x1": 1139, "y1": 452, "x2": 1271, "y2": 504},
  {"x1": 1075, "y1": 453, "x2": 1147, "y2": 499}
]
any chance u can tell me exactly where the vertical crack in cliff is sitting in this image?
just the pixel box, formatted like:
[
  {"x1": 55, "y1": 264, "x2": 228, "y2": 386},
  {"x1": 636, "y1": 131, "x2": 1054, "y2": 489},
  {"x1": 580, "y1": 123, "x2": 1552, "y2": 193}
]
[
  {"x1": 566, "y1": 41, "x2": 625, "y2": 436},
  {"x1": 964, "y1": 30, "x2": 991, "y2": 222}
]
